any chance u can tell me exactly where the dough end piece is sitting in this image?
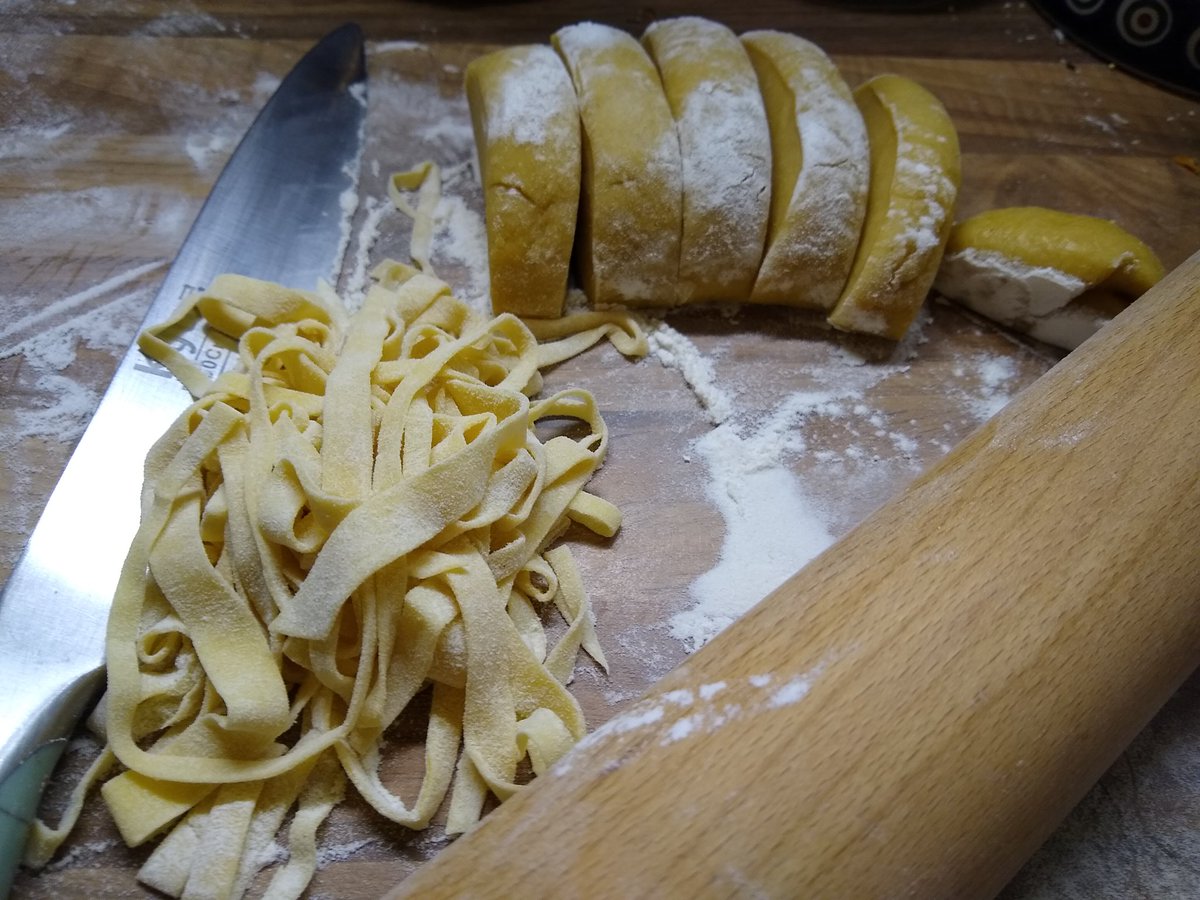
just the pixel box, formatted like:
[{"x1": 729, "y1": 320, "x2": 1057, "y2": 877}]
[{"x1": 934, "y1": 206, "x2": 1165, "y2": 350}]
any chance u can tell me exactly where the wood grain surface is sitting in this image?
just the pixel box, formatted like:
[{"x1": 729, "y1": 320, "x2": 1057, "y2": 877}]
[{"x1": 2, "y1": 1, "x2": 1198, "y2": 897}]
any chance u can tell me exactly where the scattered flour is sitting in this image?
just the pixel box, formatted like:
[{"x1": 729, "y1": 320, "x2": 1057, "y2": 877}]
[
  {"x1": 332, "y1": 165, "x2": 364, "y2": 294},
  {"x1": 1082, "y1": 113, "x2": 1116, "y2": 135},
  {"x1": 252, "y1": 72, "x2": 282, "y2": 99},
  {"x1": 603, "y1": 704, "x2": 664, "y2": 737},
  {"x1": 673, "y1": 439, "x2": 834, "y2": 650},
  {"x1": 430, "y1": 192, "x2": 490, "y2": 311},
  {"x1": 416, "y1": 117, "x2": 475, "y2": 150},
  {"x1": 185, "y1": 131, "x2": 235, "y2": 170},
  {"x1": 0, "y1": 260, "x2": 164, "y2": 347},
  {"x1": 0, "y1": 268, "x2": 159, "y2": 578},
  {"x1": 0, "y1": 186, "x2": 193, "y2": 253},
  {"x1": 133, "y1": 7, "x2": 229, "y2": 37},
  {"x1": 553, "y1": 667, "x2": 827, "y2": 774},
  {"x1": 316, "y1": 838, "x2": 377, "y2": 868},
  {"x1": 341, "y1": 65, "x2": 491, "y2": 315},
  {"x1": 699, "y1": 681, "x2": 726, "y2": 700},
  {"x1": 343, "y1": 195, "x2": 392, "y2": 308},
  {"x1": 964, "y1": 353, "x2": 1020, "y2": 420},
  {"x1": 372, "y1": 40, "x2": 428, "y2": 55},
  {"x1": 768, "y1": 672, "x2": 818, "y2": 708},
  {"x1": 43, "y1": 839, "x2": 121, "y2": 873},
  {"x1": 650, "y1": 323, "x2": 923, "y2": 652},
  {"x1": 1, "y1": 273, "x2": 159, "y2": 448},
  {"x1": 647, "y1": 322, "x2": 733, "y2": 424},
  {"x1": 0, "y1": 121, "x2": 75, "y2": 158}
]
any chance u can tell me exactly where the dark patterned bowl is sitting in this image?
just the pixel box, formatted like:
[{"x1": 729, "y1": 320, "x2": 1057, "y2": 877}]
[{"x1": 1031, "y1": 0, "x2": 1200, "y2": 98}]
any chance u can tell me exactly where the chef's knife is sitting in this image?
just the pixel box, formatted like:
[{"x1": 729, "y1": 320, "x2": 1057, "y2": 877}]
[{"x1": 0, "y1": 24, "x2": 367, "y2": 894}]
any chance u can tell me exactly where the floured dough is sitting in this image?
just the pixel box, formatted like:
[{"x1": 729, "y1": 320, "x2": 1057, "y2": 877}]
[
  {"x1": 934, "y1": 206, "x2": 1164, "y2": 349},
  {"x1": 465, "y1": 44, "x2": 581, "y2": 318},
  {"x1": 827, "y1": 74, "x2": 961, "y2": 339},
  {"x1": 741, "y1": 30, "x2": 868, "y2": 309},
  {"x1": 552, "y1": 21, "x2": 683, "y2": 307},
  {"x1": 643, "y1": 17, "x2": 771, "y2": 303}
]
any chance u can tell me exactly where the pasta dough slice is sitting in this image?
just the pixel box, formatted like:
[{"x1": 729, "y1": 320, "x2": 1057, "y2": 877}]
[
  {"x1": 827, "y1": 73, "x2": 961, "y2": 339},
  {"x1": 642, "y1": 16, "x2": 771, "y2": 303},
  {"x1": 933, "y1": 206, "x2": 1165, "y2": 349},
  {"x1": 741, "y1": 30, "x2": 868, "y2": 309},
  {"x1": 552, "y1": 21, "x2": 683, "y2": 307},
  {"x1": 465, "y1": 44, "x2": 581, "y2": 318}
]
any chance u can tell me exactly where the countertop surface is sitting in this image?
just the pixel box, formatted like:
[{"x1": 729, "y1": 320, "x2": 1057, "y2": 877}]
[{"x1": 2, "y1": 1, "x2": 1199, "y2": 897}]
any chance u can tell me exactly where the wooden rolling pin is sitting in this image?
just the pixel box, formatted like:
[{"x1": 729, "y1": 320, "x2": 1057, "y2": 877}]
[{"x1": 393, "y1": 252, "x2": 1200, "y2": 899}]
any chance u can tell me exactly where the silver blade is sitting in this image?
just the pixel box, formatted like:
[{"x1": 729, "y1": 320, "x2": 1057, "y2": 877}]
[{"x1": 0, "y1": 22, "x2": 367, "y2": 870}]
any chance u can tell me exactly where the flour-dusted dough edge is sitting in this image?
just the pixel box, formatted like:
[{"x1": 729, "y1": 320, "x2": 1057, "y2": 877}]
[
  {"x1": 741, "y1": 30, "x2": 868, "y2": 310},
  {"x1": 935, "y1": 247, "x2": 1113, "y2": 350},
  {"x1": 938, "y1": 206, "x2": 1166, "y2": 302},
  {"x1": 552, "y1": 21, "x2": 683, "y2": 307},
  {"x1": 465, "y1": 44, "x2": 581, "y2": 318},
  {"x1": 827, "y1": 74, "x2": 960, "y2": 340},
  {"x1": 642, "y1": 16, "x2": 771, "y2": 304},
  {"x1": 933, "y1": 206, "x2": 1167, "y2": 350},
  {"x1": 935, "y1": 247, "x2": 1087, "y2": 321}
]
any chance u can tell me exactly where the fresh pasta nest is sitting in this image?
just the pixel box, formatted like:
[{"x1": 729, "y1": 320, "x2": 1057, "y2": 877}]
[{"x1": 29, "y1": 261, "x2": 646, "y2": 898}]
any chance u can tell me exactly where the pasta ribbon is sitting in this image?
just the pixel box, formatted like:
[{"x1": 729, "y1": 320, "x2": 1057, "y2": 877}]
[{"x1": 27, "y1": 260, "x2": 645, "y2": 899}]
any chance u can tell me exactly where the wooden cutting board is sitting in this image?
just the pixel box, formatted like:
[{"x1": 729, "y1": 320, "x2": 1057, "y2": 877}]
[{"x1": 2, "y1": 3, "x2": 1199, "y2": 897}]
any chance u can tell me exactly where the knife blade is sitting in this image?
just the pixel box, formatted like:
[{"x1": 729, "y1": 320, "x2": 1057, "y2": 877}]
[{"x1": 0, "y1": 23, "x2": 367, "y2": 892}]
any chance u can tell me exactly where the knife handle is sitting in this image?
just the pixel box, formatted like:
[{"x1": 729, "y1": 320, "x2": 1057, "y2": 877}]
[
  {"x1": 0, "y1": 668, "x2": 102, "y2": 898},
  {"x1": 0, "y1": 740, "x2": 67, "y2": 898},
  {"x1": 392, "y1": 252, "x2": 1200, "y2": 899}
]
